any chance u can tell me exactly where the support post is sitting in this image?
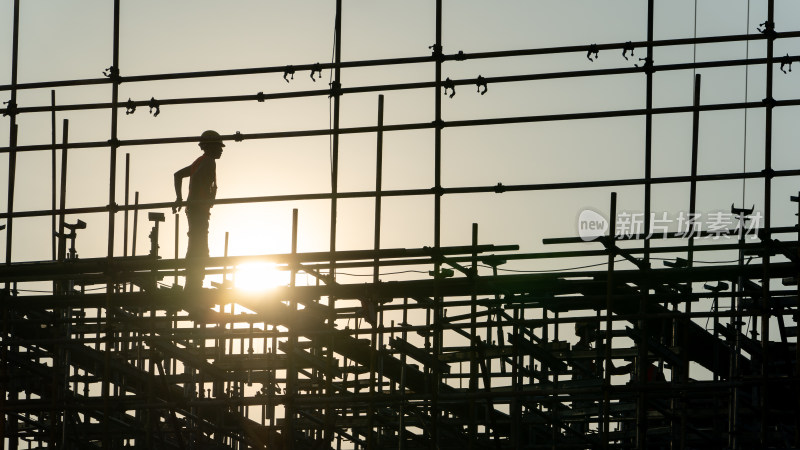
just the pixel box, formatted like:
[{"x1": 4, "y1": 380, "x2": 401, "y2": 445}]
[
  {"x1": 603, "y1": 192, "x2": 617, "y2": 448},
  {"x1": 325, "y1": 1, "x2": 343, "y2": 444},
  {"x1": 431, "y1": 1, "x2": 444, "y2": 447},
  {"x1": 132, "y1": 192, "x2": 140, "y2": 257},
  {"x1": 50, "y1": 91, "x2": 57, "y2": 262},
  {"x1": 58, "y1": 120, "x2": 69, "y2": 265},
  {"x1": 102, "y1": 2, "x2": 122, "y2": 447},
  {"x1": 637, "y1": 2, "x2": 655, "y2": 448},
  {"x1": 286, "y1": 208, "x2": 299, "y2": 449},
  {"x1": 760, "y1": 1, "x2": 775, "y2": 446},
  {"x1": 469, "y1": 223, "x2": 479, "y2": 447}
]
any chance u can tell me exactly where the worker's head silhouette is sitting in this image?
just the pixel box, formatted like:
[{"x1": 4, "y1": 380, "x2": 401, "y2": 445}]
[{"x1": 199, "y1": 130, "x2": 225, "y2": 158}]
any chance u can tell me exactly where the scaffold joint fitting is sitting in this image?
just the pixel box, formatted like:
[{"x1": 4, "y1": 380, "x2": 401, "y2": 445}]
[
  {"x1": 758, "y1": 20, "x2": 776, "y2": 38},
  {"x1": 310, "y1": 63, "x2": 323, "y2": 81},
  {"x1": 476, "y1": 75, "x2": 488, "y2": 95},
  {"x1": 622, "y1": 41, "x2": 635, "y2": 60},
  {"x1": 103, "y1": 66, "x2": 120, "y2": 80},
  {"x1": 2, "y1": 99, "x2": 16, "y2": 117},
  {"x1": 429, "y1": 44, "x2": 444, "y2": 62},
  {"x1": 283, "y1": 66, "x2": 295, "y2": 83},
  {"x1": 636, "y1": 57, "x2": 654, "y2": 73},
  {"x1": 443, "y1": 77, "x2": 456, "y2": 98},
  {"x1": 587, "y1": 44, "x2": 599, "y2": 62},
  {"x1": 780, "y1": 55, "x2": 793, "y2": 74},
  {"x1": 148, "y1": 97, "x2": 160, "y2": 117}
]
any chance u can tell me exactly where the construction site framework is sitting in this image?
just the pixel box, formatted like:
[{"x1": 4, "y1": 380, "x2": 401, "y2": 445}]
[{"x1": 1, "y1": 0, "x2": 800, "y2": 449}]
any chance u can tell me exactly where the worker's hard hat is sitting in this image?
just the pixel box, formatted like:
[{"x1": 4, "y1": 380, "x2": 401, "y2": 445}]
[{"x1": 199, "y1": 130, "x2": 225, "y2": 148}]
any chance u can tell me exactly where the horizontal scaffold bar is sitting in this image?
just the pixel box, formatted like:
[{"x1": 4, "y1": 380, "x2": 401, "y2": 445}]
[{"x1": 1, "y1": 30, "x2": 797, "y2": 93}]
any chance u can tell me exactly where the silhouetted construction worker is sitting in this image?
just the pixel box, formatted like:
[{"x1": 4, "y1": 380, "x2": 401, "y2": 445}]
[{"x1": 173, "y1": 130, "x2": 224, "y2": 290}]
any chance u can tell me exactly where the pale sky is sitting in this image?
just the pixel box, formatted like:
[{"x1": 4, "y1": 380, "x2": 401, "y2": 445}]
[{"x1": 1, "y1": 0, "x2": 799, "y2": 283}]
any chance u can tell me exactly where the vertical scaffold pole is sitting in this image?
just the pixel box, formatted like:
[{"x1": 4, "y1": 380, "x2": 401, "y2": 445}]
[
  {"x1": 366, "y1": 94, "x2": 384, "y2": 448},
  {"x1": 680, "y1": 73, "x2": 702, "y2": 449},
  {"x1": 326, "y1": 0, "x2": 343, "y2": 444},
  {"x1": 3, "y1": 2, "x2": 20, "y2": 447},
  {"x1": 103, "y1": 1, "x2": 121, "y2": 447},
  {"x1": 5, "y1": 0, "x2": 20, "y2": 278},
  {"x1": 760, "y1": 1, "x2": 775, "y2": 446},
  {"x1": 469, "y1": 223, "x2": 478, "y2": 447},
  {"x1": 51, "y1": 91, "x2": 57, "y2": 263},
  {"x1": 431, "y1": 1, "x2": 444, "y2": 447},
  {"x1": 132, "y1": 192, "x2": 140, "y2": 257},
  {"x1": 124, "y1": 153, "x2": 130, "y2": 259},
  {"x1": 286, "y1": 208, "x2": 299, "y2": 449},
  {"x1": 603, "y1": 192, "x2": 617, "y2": 448},
  {"x1": 795, "y1": 191, "x2": 800, "y2": 448},
  {"x1": 374, "y1": 95, "x2": 384, "y2": 283},
  {"x1": 636, "y1": 1, "x2": 655, "y2": 448},
  {"x1": 56, "y1": 120, "x2": 69, "y2": 298}
]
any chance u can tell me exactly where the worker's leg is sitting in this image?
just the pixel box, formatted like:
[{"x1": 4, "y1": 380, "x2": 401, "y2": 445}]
[{"x1": 185, "y1": 208, "x2": 210, "y2": 290}]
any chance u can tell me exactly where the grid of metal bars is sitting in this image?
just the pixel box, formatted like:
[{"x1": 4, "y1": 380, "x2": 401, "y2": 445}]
[{"x1": 2, "y1": 1, "x2": 800, "y2": 449}]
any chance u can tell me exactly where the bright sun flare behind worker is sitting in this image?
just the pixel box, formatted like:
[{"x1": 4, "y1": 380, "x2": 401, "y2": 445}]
[{"x1": 234, "y1": 262, "x2": 290, "y2": 291}]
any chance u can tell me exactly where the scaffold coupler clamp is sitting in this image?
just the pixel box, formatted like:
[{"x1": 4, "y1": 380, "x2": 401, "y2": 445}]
[
  {"x1": 622, "y1": 41, "x2": 635, "y2": 60},
  {"x1": 103, "y1": 65, "x2": 120, "y2": 81},
  {"x1": 310, "y1": 63, "x2": 322, "y2": 81},
  {"x1": 148, "y1": 97, "x2": 160, "y2": 117},
  {"x1": 636, "y1": 57, "x2": 654, "y2": 73},
  {"x1": 780, "y1": 54, "x2": 793, "y2": 74},
  {"x1": 587, "y1": 44, "x2": 599, "y2": 62},
  {"x1": 2, "y1": 99, "x2": 16, "y2": 117},
  {"x1": 443, "y1": 77, "x2": 456, "y2": 98},
  {"x1": 757, "y1": 20, "x2": 776, "y2": 38},
  {"x1": 283, "y1": 65, "x2": 295, "y2": 82},
  {"x1": 476, "y1": 75, "x2": 487, "y2": 95},
  {"x1": 125, "y1": 98, "x2": 136, "y2": 115},
  {"x1": 329, "y1": 80, "x2": 341, "y2": 98},
  {"x1": 429, "y1": 43, "x2": 444, "y2": 62}
]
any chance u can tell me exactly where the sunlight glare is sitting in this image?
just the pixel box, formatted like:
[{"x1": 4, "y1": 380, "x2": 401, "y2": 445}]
[{"x1": 234, "y1": 262, "x2": 289, "y2": 291}]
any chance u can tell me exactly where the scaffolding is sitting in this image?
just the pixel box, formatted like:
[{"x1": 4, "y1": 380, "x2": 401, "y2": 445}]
[{"x1": 2, "y1": 1, "x2": 800, "y2": 449}]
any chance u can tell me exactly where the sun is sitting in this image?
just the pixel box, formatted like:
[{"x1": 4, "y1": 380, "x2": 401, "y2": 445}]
[{"x1": 234, "y1": 262, "x2": 290, "y2": 292}]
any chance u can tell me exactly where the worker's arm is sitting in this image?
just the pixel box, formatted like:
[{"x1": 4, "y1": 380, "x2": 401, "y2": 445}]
[{"x1": 173, "y1": 166, "x2": 191, "y2": 213}]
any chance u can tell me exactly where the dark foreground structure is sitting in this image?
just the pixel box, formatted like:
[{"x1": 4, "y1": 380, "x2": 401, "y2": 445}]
[{"x1": 2, "y1": 1, "x2": 800, "y2": 449}]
